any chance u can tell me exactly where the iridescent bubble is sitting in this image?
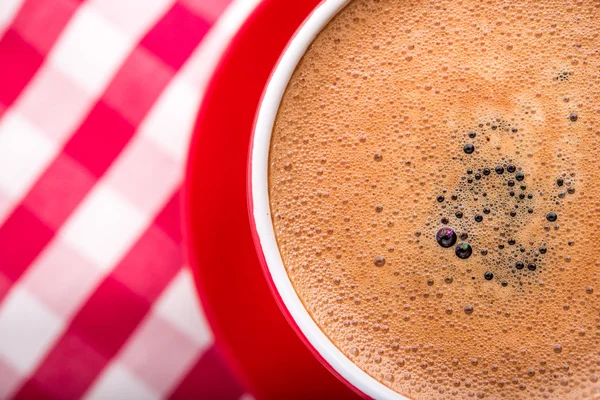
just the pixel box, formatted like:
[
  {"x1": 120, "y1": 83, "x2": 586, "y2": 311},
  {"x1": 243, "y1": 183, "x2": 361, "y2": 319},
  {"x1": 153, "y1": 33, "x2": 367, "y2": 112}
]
[
  {"x1": 437, "y1": 227, "x2": 457, "y2": 248},
  {"x1": 455, "y1": 242, "x2": 473, "y2": 259}
]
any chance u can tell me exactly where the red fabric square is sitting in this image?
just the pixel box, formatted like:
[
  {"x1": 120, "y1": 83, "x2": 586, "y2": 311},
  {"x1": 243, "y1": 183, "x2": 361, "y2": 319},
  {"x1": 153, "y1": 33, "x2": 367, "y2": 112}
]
[
  {"x1": 13, "y1": 382, "x2": 54, "y2": 400},
  {"x1": 103, "y1": 46, "x2": 174, "y2": 126},
  {"x1": 15, "y1": 333, "x2": 107, "y2": 400},
  {"x1": 69, "y1": 276, "x2": 149, "y2": 358},
  {"x1": 63, "y1": 101, "x2": 135, "y2": 177},
  {"x1": 167, "y1": 347, "x2": 244, "y2": 399},
  {"x1": 0, "y1": 29, "x2": 43, "y2": 107},
  {"x1": 112, "y1": 224, "x2": 181, "y2": 303},
  {"x1": 140, "y1": 3, "x2": 210, "y2": 70},
  {"x1": 12, "y1": 0, "x2": 79, "y2": 54},
  {"x1": 0, "y1": 205, "x2": 54, "y2": 283},
  {"x1": 24, "y1": 153, "x2": 96, "y2": 230},
  {"x1": 154, "y1": 190, "x2": 182, "y2": 242}
]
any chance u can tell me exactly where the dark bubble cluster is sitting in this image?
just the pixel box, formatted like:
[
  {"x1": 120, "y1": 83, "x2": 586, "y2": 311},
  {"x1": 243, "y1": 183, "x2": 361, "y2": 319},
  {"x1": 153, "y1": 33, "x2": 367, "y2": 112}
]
[
  {"x1": 555, "y1": 71, "x2": 571, "y2": 81},
  {"x1": 433, "y1": 119, "x2": 576, "y2": 287}
]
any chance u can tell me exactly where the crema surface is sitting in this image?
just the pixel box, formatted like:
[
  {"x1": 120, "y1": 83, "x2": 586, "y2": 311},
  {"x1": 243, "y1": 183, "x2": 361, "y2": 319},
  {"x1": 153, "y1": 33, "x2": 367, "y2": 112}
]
[{"x1": 268, "y1": 0, "x2": 600, "y2": 398}]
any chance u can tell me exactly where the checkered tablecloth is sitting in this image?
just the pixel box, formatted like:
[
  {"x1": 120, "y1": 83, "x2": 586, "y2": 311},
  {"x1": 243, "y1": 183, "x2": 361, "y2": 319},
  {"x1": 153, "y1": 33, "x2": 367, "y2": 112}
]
[{"x1": 0, "y1": 0, "x2": 248, "y2": 398}]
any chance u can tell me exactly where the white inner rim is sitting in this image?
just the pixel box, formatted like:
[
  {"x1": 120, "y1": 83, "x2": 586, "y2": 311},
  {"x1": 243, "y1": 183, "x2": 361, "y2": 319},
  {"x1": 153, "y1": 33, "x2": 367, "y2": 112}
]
[{"x1": 251, "y1": 0, "x2": 406, "y2": 398}]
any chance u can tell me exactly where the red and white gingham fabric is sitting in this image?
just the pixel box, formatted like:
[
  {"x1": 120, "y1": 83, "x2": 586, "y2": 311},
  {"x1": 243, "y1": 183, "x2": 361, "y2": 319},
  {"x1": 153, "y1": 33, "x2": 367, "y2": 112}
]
[{"x1": 0, "y1": 0, "x2": 251, "y2": 398}]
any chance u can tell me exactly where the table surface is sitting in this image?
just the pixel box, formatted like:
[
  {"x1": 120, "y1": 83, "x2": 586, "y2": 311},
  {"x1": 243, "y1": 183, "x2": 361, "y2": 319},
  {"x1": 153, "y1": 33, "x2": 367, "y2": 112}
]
[{"x1": 0, "y1": 0, "x2": 248, "y2": 398}]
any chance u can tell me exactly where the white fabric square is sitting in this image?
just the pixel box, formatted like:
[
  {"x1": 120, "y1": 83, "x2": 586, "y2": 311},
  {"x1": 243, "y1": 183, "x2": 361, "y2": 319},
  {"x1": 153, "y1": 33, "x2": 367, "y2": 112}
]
[
  {"x1": 84, "y1": 363, "x2": 158, "y2": 400},
  {"x1": 140, "y1": 75, "x2": 200, "y2": 161},
  {"x1": 88, "y1": 0, "x2": 174, "y2": 37},
  {"x1": 60, "y1": 182, "x2": 148, "y2": 271},
  {"x1": 154, "y1": 269, "x2": 213, "y2": 347},
  {"x1": 0, "y1": 286, "x2": 63, "y2": 374},
  {"x1": 48, "y1": 6, "x2": 133, "y2": 96},
  {"x1": 0, "y1": 111, "x2": 57, "y2": 198},
  {"x1": 0, "y1": 0, "x2": 24, "y2": 37}
]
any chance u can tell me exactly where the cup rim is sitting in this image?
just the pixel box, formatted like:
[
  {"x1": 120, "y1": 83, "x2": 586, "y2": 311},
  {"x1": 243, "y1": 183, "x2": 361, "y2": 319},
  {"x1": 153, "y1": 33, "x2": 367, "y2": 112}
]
[{"x1": 248, "y1": 0, "x2": 406, "y2": 398}]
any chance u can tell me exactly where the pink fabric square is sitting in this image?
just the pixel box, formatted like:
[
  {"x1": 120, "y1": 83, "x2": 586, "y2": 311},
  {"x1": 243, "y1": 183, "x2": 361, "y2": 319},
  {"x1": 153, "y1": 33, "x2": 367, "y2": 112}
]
[
  {"x1": 168, "y1": 347, "x2": 244, "y2": 399},
  {"x1": 0, "y1": 271, "x2": 12, "y2": 306},
  {"x1": 0, "y1": 188, "x2": 14, "y2": 227},
  {"x1": 23, "y1": 153, "x2": 96, "y2": 230},
  {"x1": 112, "y1": 224, "x2": 181, "y2": 303},
  {"x1": 16, "y1": 332, "x2": 108, "y2": 400},
  {"x1": 89, "y1": 0, "x2": 174, "y2": 37},
  {"x1": 12, "y1": 0, "x2": 79, "y2": 54},
  {"x1": 104, "y1": 136, "x2": 180, "y2": 213},
  {"x1": 119, "y1": 313, "x2": 200, "y2": 395},
  {"x1": 179, "y1": 0, "x2": 231, "y2": 23},
  {"x1": 103, "y1": 46, "x2": 173, "y2": 126},
  {"x1": 16, "y1": 64, "x2": 94, "y2": 143},
  {"x1": 0, "y1": 356, "x2": 23, "y2": 399},
  {"x1": 22, "y1": 239, "x2": 104, "y2": 318}
]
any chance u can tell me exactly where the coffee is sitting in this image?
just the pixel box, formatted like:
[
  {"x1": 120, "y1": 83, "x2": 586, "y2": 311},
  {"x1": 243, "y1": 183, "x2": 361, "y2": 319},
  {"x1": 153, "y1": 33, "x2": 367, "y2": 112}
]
[{"x1": 268, "y1": 0, "x2": 600, "y2": 398}]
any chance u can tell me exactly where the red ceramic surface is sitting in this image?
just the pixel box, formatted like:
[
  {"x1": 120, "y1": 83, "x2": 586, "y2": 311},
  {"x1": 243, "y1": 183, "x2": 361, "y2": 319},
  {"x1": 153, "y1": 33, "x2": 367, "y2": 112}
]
[{"x1": 183, "y1": 0, "x2": 359, "y2": 398}]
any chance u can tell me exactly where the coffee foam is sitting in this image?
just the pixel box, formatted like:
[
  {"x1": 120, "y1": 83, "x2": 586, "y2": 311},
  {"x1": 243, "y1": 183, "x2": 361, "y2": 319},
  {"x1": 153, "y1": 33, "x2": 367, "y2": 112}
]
[{"x1": 268, "y1": 0, "x2": 600, "y2": 398}]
